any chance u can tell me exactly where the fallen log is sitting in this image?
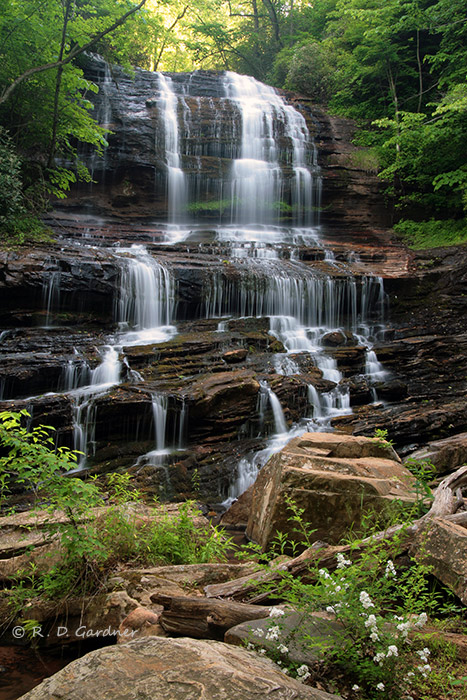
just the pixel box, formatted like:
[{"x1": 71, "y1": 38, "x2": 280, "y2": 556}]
[
  {"x1": 205, "y1": 465, "x2": 467, "y2": 601},
  {"x1": 150, "y1": 592, "x2": 272, "y2": 638}
]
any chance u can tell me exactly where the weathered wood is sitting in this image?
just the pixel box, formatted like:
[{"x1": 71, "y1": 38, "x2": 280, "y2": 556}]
[
  {"x1": 150, "y1": 592, "x2": 272, "y2": 637},
  {"x1": 205, "y1": 466, "x2": 467, "y2": 601}
]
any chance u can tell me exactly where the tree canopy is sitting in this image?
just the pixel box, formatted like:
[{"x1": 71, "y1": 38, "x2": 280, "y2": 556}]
[{"x1": 0, "y1": 0, "x2": 466, "y2": 241}]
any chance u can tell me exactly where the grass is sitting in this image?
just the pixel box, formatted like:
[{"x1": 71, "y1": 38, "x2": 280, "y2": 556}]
[{"x1": 393, "y1": 218, "x2": 467, "y2": 249}]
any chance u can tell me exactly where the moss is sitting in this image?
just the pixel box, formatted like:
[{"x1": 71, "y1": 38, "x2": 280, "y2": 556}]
[{"x1": 394, "y1": 218, "x2": 467, "y2": 249}]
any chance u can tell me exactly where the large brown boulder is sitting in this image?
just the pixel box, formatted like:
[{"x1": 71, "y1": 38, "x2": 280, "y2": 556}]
[
  {"x1": 18, "y1": 636, "x2": 341, "y2": 700},
  {"x1": 411, "y1": 517, "x2": 467, "y2": 606},
  {"x1": 246, "y1": 432, "x2": 417, "y2": 550}
]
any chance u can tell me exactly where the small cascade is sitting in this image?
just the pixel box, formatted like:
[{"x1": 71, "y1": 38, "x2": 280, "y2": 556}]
[
  {"x1": 225, "y1": 381, "x2": 288, "y2": 504},
  {"x1": 42, "y1": 270, "x2": 61, "y2": 326},
  {"x1": 177, "y1": 398, "x2": 187, "y2": 449},
  {"x1": 364, "y1": 349, "x2": 387, "y2": 402},
  {"x1": 116, "y1": 245, "x2": 176, "y2": 345},
  {"x1": 71, "y1": 346, "x2": 121, "y2": 469},
  {"x1": 144, "y1": 393, "x2": 169, "y2": 464},
  {"x1": 61, "y1": 356, "x2": 92, "y2": 391},
  {"x1": 157, "y1": 73, "x2": 187, "y2": 223},
  {"x1": 261, "y1": 380, "x2": 287, "y2": 434},
  {"x1": 273, "y1": 354, "x2": 301, "y2": 376}
]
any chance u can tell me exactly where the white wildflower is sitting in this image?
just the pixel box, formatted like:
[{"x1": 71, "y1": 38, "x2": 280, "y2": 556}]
[
  {"x1": 246, "y1": 642, "x2": 255, "y2": 651},
  {"x1": 376, "y1": 682, "x2": 385, "y2": 691},
  {"x1": 373, "y1": 652, "x2": 385, "y2": 665},
  {"x1": 370, "y1": 631, "x2": 380, "y2": 642},
  {"x1": 253, "y1": 628, "x2": 264, "y2": 638},
  {"x1": 417, "y1": 663, "x2": 431, "y2": 678},
  {"x1": 318, "y1": 568, "x2": 330, "y2": 579},
  {"x1": 385, "y1": 560, "x2": 397, "y2": 578},
  {"x1": 278, "y1": 644, "x2": 289, "y2": 655},
  {"x1": 352, "y1": 685, "x2": 360, "y2": 692},
  {"x1": 386, "y1": 645, "x2": 398, "y2": 657},
  {"x1": 396, "y1": 621, "x2": 411, "y2": 639},
  {"x1": 359, "y1": 591, "x2": 374, "y2": 609},
  {"x1": 336, "y1": 552, "x2": 352, "y2": 568},
  {"x1": 296, "y1": 664, "x2": 310, "y2": 677},
  {"x1": 416, "y1": 647, "x2": 430, "y2": 663},
  {"x1": 258, "y1": 648, "x2": 267, "y2": 655},
  {"x1": 414, "y1": 612, "x2": 428, "y2": 629},
  {"x1": 326, "y1": 606, "x2": 336, "y2": 614},
  {"x1": 265, "y1": 625, "x2": 280, "y2": 641},
  {"x1": 282, "y1": 668, "x2": 289, "y2": 675},
  {"x1": 269, "y1": 607, "x2": 285, "y2": 618},
  {"x1": 364, "y1": 614, "x2": 377, "y2": 629}
]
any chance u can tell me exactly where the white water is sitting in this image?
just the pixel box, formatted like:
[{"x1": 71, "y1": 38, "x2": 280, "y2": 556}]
[
  {"x1": 37, "y1": 69, "x2": 388, "y2": 492},
  {"x1": 157, "y1": 73, "x2": 187, "y2": 223},
  {"x1": 225, "y1": 72, "x2": 317, "y2": 227}
]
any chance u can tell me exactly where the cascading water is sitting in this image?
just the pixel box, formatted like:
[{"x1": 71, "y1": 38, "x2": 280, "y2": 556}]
[
  {"x1": 157, "y1": 73, "x2": 187, "y2": 223},
  {"x1": 225, "y1": 72, "x2": 317, "y2": 227},
  {"x1": 116, "y1": 245, "x2": 176, "y2": 345},
  {"x1": 28, "y1": 64, "x2": 391, "y2": 498}
]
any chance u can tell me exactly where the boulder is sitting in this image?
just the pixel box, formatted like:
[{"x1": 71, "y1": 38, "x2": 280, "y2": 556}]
[
  {"x1": 246, "y1": 432, "x2": 416, "y2": 550},
  {"x1": 220, "y1": 485, "x2": 254, "y2": 529},
  {"x1": 225, "y1": 610, "x2": 343, "y2": 666},
  {"x1": 17, "y1": 636, "x2": 342, "y2": 700},
  {"x1": 406, "y1": 433, "x2": 467, "y2": 475},
  {"x1": 117, "y1": 607, "x2": 164, "y2": 643},
  {"x1": 411, "y1": 517, "x2": 467, "y2": 606},
  {"x1": 222, "y1": 348, "x2": 248, "y2": 363}
]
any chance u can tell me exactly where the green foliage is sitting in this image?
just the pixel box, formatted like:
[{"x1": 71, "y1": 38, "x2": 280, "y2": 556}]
[
  {"x1": 249, "y1": 500, "x2": 465, "y2": 699},
  {"x1": 272, "y1": 42, "x2": 335, "y2": 102},
  {"x1": 0, "y1": 127, "x2": 24, "y2": 226},
  {"x1": 394, "y1": 218, "x2": 467, "y2": 249},
  {"x1": 372, "y1": 428, "x2": 394, "y2": 447},
  {"x1": 0, "y1": 411, "x2": 232, "y2": 611}
]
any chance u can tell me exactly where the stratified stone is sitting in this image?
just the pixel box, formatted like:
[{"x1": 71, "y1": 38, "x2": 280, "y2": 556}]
[
  {"x1": 406, "y1": 433, "x2": 467, "y2": 475},
  {"x1": 17, "y1": 636, "x2": 342, "y2": 700},
  {"x1": 246, "y1": 432, "x2": 416, "y2": 550},
  {"x1": 411, "y1": 518, "x2": 467, "y2": 605}
]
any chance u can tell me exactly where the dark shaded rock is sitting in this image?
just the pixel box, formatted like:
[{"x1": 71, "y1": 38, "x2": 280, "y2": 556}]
[
  {"x1": 405, "y1": 432, "x2": 467, "y2": 475},
  {"x1": 321, "y1": 330, "x2": 347, "y2": 346}
]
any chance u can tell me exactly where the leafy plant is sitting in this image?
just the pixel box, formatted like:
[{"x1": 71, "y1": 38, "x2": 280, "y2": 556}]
[
  {"x1": 1, "y1": 410, "x2": 233, "y2": 610},
  {"x1": 245, "y1": 494, "x2": 467, "y2": 699}
]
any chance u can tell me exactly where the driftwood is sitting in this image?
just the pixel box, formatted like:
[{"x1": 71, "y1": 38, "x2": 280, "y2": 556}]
[
  {"x1": 150, "y1": 592, "x2": 272, "y2": 638},
  {"x1": 205, "y1": 465, "x2": 467, "y2": 602}
]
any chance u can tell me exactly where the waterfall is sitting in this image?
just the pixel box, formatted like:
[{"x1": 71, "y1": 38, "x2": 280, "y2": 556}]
[
  {"x1": 224, "y1": 72, "x2": 317, "y2": 226},
  {"x1": 157, "y1": 73, "x2": 187, "y2": 223},
  {"x1": 116, "y1": 245, "x2": 176, "y2": 345},
  {"x1": 42, "y1": 270, "x2": 61, "y2": 326},
  {"x1": 70, "y1": 346, "x2": 121, "y2": 469},
  {"x1": 25, "y1": 65, "x2": 393, "y2": 502}
]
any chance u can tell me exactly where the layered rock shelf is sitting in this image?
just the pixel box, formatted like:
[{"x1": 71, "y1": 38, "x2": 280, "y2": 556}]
[{"x1": 1, "y1": 57, "x2": 466, "y2": 508}]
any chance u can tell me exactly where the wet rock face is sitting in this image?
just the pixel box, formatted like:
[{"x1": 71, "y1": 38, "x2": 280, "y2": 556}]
[{"x1": 1, "y1": 62, "x2": 466, "y2": 507}]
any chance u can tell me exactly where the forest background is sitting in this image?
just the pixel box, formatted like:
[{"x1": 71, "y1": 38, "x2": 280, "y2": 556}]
[{"x1": 0, "y1": 0, "x2": 466, "y2": 246}]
